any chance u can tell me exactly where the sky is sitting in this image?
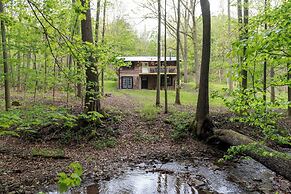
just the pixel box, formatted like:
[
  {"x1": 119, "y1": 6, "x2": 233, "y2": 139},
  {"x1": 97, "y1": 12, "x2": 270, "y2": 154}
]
[{"x1": 104, "y1": 0, "x2": 234, "y2": 34}]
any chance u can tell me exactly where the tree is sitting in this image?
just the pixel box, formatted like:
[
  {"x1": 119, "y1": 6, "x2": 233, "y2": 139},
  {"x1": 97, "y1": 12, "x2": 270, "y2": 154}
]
[
  {"x1": 81, "y1": 0, "x2": 101, "y2": 112},
  {"x1": 241, "y1": 0, "x2": 248, "y2": 89},
  {"x1": 0, "y1": 0, "x2": 11, "y2": 111},
  {"x1": 227, "y1": 0, "x2": 233, "y2": 91},
  {"x1": 182, "y1": 0, "x2": 190, "y2": 83},
  {"x1": 156, "y1": 0, "x2": 161, "y2": 106},
  {"x1": 190, "y1": 0, "x2": 200, "y2": 89},
  {"x1": 101, "y1": 0, "x2": 107, "y2": 96},
  {"x1": 164, "y1": 0, "x2": 168, "y2": 113},
  {"x1": 95, "y1": 0, "x2": 101, "y2": 45},
  {"x1": 194, "y1": 0, "x2": 211, "y2": 138},
  {"x1": 263, "y1": 0, "x2": 269, "y2": 102},
  {"x1": 288, "y1": 62, "x2": 291, "y2": 118},
  {"x1": 175, "y1": 0, "x2": 181, "y2": 105}
]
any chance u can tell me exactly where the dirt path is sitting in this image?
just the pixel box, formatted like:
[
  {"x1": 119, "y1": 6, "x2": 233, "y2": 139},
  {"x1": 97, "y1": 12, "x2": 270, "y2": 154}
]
[{"x1": 0, "y1": 94, "x2": 290, "y2": 193}]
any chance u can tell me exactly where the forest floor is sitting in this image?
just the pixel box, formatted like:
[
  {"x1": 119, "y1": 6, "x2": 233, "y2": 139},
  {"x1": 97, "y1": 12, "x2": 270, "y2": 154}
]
[{"x1": 0, "y1": 91, "x2": 291, "y2": 193}]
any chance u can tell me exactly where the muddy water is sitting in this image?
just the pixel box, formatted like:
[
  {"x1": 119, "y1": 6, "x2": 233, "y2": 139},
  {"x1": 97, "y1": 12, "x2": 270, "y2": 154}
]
[{"x1": 48, "y1": 161, "x2": 247, "y2": 194}]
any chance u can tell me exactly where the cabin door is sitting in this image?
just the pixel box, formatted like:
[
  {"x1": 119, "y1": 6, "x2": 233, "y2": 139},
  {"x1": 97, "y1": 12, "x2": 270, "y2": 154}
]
[
  {"x1": 121, "y1": 76, "x2": 133, "y2": 89},
  {"x1": 141, "y1": 76, "x2": 148, "y2": 89}
]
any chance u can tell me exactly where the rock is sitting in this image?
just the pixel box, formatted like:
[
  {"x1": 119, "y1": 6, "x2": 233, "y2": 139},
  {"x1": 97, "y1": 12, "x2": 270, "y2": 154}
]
[
  {"x1": 210, "y1": 165, "x2": 220, "y2": 171},
  {"x1": 191, "y1": 179, "x2": 205, "y2": 187}
]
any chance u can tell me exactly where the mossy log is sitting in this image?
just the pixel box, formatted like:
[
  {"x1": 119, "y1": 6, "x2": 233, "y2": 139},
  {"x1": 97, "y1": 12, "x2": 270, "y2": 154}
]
[{"x1": 214, "y1": 129, "x2": 291, "y2": 181}]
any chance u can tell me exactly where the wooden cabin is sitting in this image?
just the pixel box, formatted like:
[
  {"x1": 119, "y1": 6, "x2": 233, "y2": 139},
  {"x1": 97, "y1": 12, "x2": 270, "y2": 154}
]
[{"x1": 118, "y1": 56, "x2": 177, "y2": 90}]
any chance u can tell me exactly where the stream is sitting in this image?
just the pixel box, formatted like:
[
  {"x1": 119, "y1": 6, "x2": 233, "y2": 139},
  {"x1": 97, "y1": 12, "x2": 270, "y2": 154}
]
[{"x1": 46, "y1": 159, "x2": 289, "y2": 194}]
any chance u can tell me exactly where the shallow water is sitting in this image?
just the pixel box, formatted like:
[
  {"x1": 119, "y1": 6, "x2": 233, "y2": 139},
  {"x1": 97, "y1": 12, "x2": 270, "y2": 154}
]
[{"x1": 48, "y1": 161, "x2": 246, "y2": 194}]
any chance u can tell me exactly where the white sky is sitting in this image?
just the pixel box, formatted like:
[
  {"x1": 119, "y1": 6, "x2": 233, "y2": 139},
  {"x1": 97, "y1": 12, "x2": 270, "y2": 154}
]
[{"x1": 99, "y1": 0, "x2": 236, "y2": 34}]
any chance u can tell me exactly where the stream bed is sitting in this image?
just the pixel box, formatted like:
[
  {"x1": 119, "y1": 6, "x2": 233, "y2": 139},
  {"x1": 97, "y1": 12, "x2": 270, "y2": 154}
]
[{"x1": 46, "y1": 159, "x2": 290, "y2": 194}]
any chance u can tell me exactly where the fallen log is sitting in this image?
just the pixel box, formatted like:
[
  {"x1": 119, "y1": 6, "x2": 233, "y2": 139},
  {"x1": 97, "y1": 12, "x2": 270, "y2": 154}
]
[{"x1": 213, "y1": 129, "x2": 291, "y2": 181}]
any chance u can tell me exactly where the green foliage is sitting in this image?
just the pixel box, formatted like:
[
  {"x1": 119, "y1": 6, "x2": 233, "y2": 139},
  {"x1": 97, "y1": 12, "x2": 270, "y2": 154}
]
[
  {"x1": 220, "y1": 142, "x2": 291, "y2": 162},
  {"x1": 0, "y1": 105, "x2": 77, "y2": 137},
  {"x1": 132, "y1": 130, "x2": 160, "y2": 142},
  {"x1": 166, "y1": 111, "x2": 193, "y2": 141},
  {"x1": 94, "y1": 137, "x2": 117, "y2": 150},
  {"x1": 0, "y1": 130, "x2": 20, "y2": 137},
  {"x1": 217, "y1": 88, "x2": 290, "y2": 146},
  {"x1": 79, "y1": 111, "x2": 104, "y2": 125},
  {"x1": 57, "y1": 162, "x2": 83, "y2": 193},
  {"x1": 31, "y1": 148, "x2": 65, "y2": 158},
  {"x1": 139, "y1": 105, "x2": 161, "y2": 121}
]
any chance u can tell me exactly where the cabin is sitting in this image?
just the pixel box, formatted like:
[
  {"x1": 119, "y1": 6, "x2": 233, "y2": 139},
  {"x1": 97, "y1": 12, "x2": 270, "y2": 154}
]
[{"x1": 117, "y1": 56, "x2": 177, "y2": 90}]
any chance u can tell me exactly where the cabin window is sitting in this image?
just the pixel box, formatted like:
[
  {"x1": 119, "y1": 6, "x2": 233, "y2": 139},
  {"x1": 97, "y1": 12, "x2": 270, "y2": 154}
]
[
  {"x1": 161, "y1": 76, "x2": 173, "y2": 86},
  {"x1": 121, "y1": 76, "x2": 133, "y2": 89}
]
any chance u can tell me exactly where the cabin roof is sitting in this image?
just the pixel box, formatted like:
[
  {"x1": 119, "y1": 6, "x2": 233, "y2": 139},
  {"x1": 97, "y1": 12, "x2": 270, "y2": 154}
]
[{"x1": 118, "y1": 56, "x2": 177, "y2": 62}]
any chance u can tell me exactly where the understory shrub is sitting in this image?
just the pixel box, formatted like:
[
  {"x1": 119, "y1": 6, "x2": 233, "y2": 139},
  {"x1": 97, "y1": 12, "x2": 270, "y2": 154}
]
[
  {"x1": 94, "y1": 137, "x2": 117, "y2": 150},
  {"x1": 0, "y1": 105, "x2": 120, "y2": 144},
  {"x1": 139, "y1": 105, "x2": 161, "y2": 121},
  {"x1": 57, "y1": 162, "x2": 83, "y2": 193},
  {"x1": 213, "y1": 88, "x2": 291, "y2": 161},
  {"x1": 166, "y1": 111, "x2": 193, "y2": 141}
]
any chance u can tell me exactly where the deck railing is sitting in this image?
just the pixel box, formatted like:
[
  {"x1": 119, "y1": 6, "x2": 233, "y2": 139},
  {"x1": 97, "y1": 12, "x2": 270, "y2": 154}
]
[{"x1": 141, "y1": 66, "x2": 176, "y2": 74}]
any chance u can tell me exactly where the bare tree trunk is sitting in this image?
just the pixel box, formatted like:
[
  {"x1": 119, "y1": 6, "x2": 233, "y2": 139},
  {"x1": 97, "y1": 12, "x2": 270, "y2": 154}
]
[
  {"x1": 227, "y1": 0, "x2": 233, "y2": 91},
  {"x1": 156, "y1": 0, "x2": 161, "y2": 106},
  {"x1": 53, "y1": 59, "x2": 56, "y2": 101},
  {"x1": 241, "y1": 0, "x2": 248, "y2": 89},
  {"x1": 0, "y1": 1, "x2": 10, "y2": 111},
  {"x1": 194, "y1": 0, "x2": 211, "y2": 138},
  {"x1": 66, "y1": 55, "x2": 72, "y2": 106},
  {"x1": 183, "y1": 1, "x2": 190, "y2": 83},
  {"x1": 16, "y1": 51, "x2": 21, "y2": 92},
  {"x1": 270, "y1": 66, "x2": 275, "y2": 102},
  {"x1": 175, "y1": 0, "x2": 181, "y2": 105},
  {"x1": 71, "y1": 0, "x2": 82, "y2": 98},
  {"x1": 101, "y1": 0, "x2": 107, "y2": 96},
  {"x1": 44, "y1": 47, "x2": 48, "y2": 94},
  {"x1": 164, "y1": 0, "x2": 168, "y2": 113},
  {"x1": 288, "y1": 63, "x2": 291, "y2": 118},
  {"x1": 81, "y1": 0, "x2": 101, "y2": 112},
  {"x1": 33, "y1": 52, "x2": 38, "y2": 102},
  {"x1": 95, "y1": 0, "x2": 101, "y2": 45},
  {"x1": 190, "y1": 0, "x2": 199, "y2": 89},
  {"x1": 263, "y1": 0, "x2": 269, "y2": 103}
]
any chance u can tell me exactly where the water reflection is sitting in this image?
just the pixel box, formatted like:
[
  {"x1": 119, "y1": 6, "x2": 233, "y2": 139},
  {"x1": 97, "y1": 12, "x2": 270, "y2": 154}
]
[
  {"x1": 98, "y1": 169, "x2": 198, "y2": 194},
  {"x1": 48, "y1": 162, "x2": 244, "y2": 194}
]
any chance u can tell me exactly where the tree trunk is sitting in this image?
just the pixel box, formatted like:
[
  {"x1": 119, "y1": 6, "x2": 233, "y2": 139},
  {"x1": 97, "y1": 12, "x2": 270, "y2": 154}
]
[
  {"x1": 44, "y1": 47, "x2": 48, "y2": 93},
  {"x1": 190, "y1": 0, "x2": 199, "y2": 89},
  {"x1": 164, "y1": 0, "x2": 168, "y2": 113},
  {"x1": 53, "y1": 59, "x2": 56, "y2": 101},
  {"x1": 33, "y1": 52, "x2": 38, "y2": 102},
  {"x1": 183, "y1": 1, "x2": 190, "y2": 83},
  {"x1": 241, "y1": 0, "x2": 248, "y2": 89},
  {"x1": 17, "y1": 51, "x2": 21, "y2": 92},
  {"x1": 101, "y1": 0, "x2": 107, "y2": 97},
  {"x1": 175, "y1": 0, "x2": 181, "y2": 105},
  {"x1": 288, "y1": 63, "x2": 291, "y2": 118},
  {"x1": 81, "y1": 0, "x2": 101, "y2": 112},
  {"x1": 227, "y1": 0, "x2": 233, "y2": 91},
  {"x1": 263, "y1": 0, "x2": 269, "y2": 103},
  {"x1": 213, "y1": 129, "x2": 291, "y2": 181},
  {"x1": 156, "y1": 0, "x2": 161, "y2": 106},
  {"x1": 0, "y1": 1, "x2": 11, "y2": 111},
  {"x1": 194, "y1": 0, "x2": 211, "y2": 138},
  {"x1": 95, "y1": 0, "x2": 101, "y2": 45},
  {"x1": 270, "y1": 66, "x2": 275, "y2": 102}
]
